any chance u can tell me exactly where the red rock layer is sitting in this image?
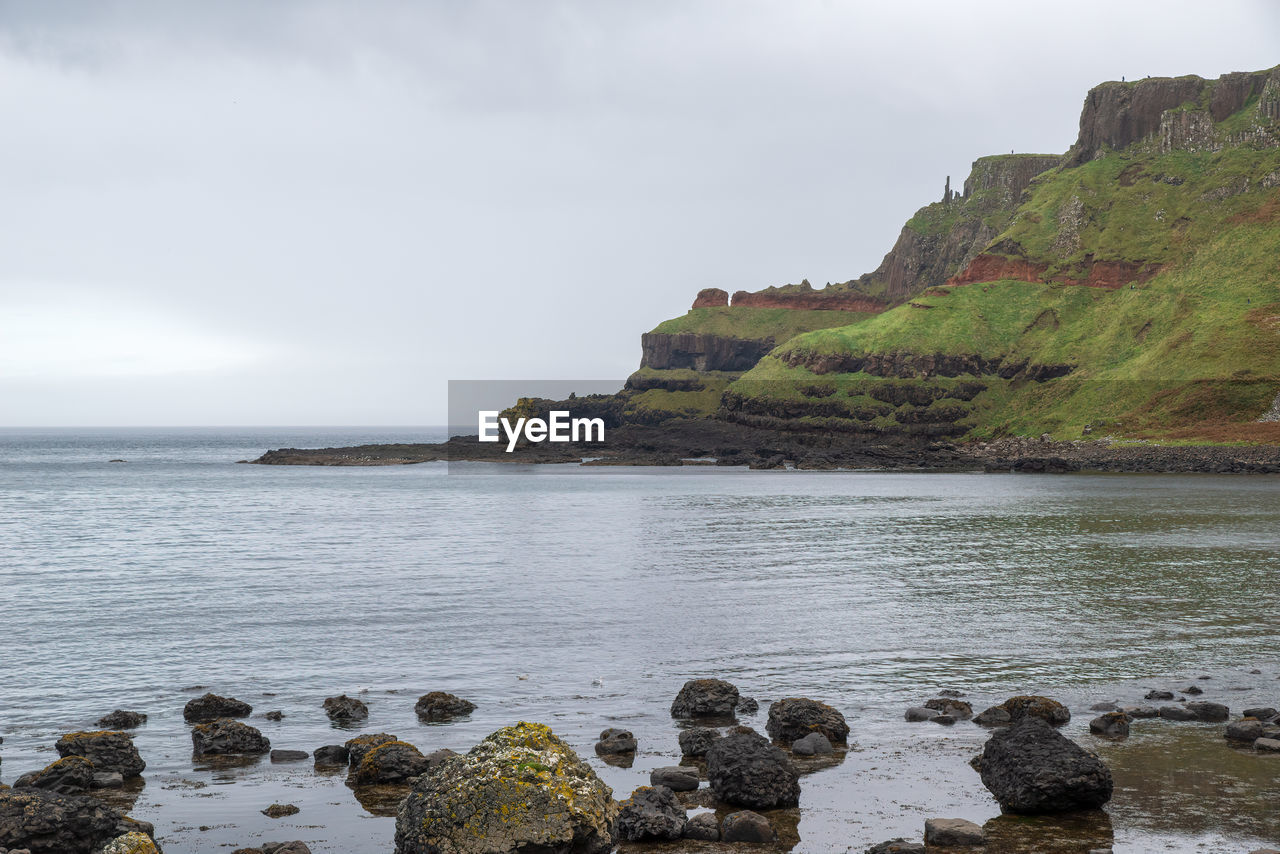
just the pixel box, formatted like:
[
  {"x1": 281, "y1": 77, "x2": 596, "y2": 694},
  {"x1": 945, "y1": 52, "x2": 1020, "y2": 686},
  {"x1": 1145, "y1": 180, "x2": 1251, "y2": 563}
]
[
  {"x1": 691, "y1": 288, "x2": 730, "y2": 309},
  {"x1": 946, "y1": 254, "x2": 1161, "y2": 290}
]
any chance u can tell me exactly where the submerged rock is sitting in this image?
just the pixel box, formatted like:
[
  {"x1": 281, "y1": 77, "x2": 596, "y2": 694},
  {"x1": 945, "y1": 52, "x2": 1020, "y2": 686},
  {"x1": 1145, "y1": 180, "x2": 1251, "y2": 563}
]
[
  {"x1": 1089, "y1": 712, "x2": 1130, "y2": 738},
  {"x1": 352, "y1": 741, "x2": 429, "y2": 785},
  {"x1": 925, "y1": 817, "x2": 985, "y2": 846},
  {"x1": 649, "y1": 766, "x2": 699, "y2": 792},
  {"x1": 55, "y1": 732, "x2": 145, "y2": 778},
  {"x1": 14, "y1": 756, "x2": 96, "y2": 795},
  {"x1": 269, "y1": 750, "x2": 309, "y2": 763},
  {"x1": 924, "y1": 698, "x2": 973, "y2": 719},
  {"x1": 671, "y1": 679, "x2": 740, "y2": 718},
  {"x1": 616, "y1": 785, "x2": 686, "y2": 841},
  {"x1": 791, "y1": 732, "x2": 834, "y2": 755},
  {"x1": 737, "y1": 696, "x2": 760, "y2": 715},
  {"x1": 766, "y1": 697, "x2": 849, "y2": 745},
  {"x1": 184, "y1": 693, "x2": 252, "y2": 722},
  {"x1": 261, "y1": 803, "x2": 300, "y2": 818},
  {"x1": 721, "y1": 810, "x2": 775, "y2": 843},
  {"x1": 905, "y1": 706, "x2": 939, "y2": 722},
  {"x1": 678, "y1": 727, "x2": 720, "y2": 757},
  {"x1": 191, "y1": 720, "x2": 270, "y2": 755},
  {"x1": 705, "y1": 730, "x2": 800, "y2": 809},
  {"x1": 1158, "y1": 705, "x2": 1197, "y2": 721},
  {"x1": 1185, "y1": 701, "x2": 1229, "y2": 722},
  {"x1": 413, "y1": 692, "x2": 475, "y2": 721},
  {"x1": 1144, "y1": 690, "x2": 1175, "y2": 701},
  {"x1": 322, "y1": 695, "x2": 368, "y2": 723},
  {"x1": 312, "y1": 744, "x2": 350, "y2": 765},
  {"x1": 978, "y1": 717, "x2": 1113, "y2": 814},
  {"x1": 96, "y1": 711, "x2": 146, "y2": 730},
  {"x1": 393, "y1": 722, "x2": 616, "y2": 854}
]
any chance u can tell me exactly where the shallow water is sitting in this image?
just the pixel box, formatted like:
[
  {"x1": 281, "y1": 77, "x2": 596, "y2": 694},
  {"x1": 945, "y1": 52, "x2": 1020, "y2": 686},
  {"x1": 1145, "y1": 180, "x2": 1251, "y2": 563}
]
[{"x1": 1, "y1": 429, "x2": 1278, "y2": 852}]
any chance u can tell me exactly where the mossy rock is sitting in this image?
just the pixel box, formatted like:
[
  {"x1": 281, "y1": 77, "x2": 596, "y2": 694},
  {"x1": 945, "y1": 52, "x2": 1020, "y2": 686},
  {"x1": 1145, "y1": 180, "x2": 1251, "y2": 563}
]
[
  {"x1": 393, "y1": 721, "x2": 617, "y2": 854},
  {"x1": 99, "y1": 831, "x2": 162, "y2": 854}
]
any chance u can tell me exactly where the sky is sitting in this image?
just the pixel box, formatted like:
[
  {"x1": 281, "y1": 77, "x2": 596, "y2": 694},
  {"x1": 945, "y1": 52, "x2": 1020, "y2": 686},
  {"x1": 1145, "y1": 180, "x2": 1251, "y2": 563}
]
[{"x1": 1, "y1": 0, "x2": 1277, "y2": 426}]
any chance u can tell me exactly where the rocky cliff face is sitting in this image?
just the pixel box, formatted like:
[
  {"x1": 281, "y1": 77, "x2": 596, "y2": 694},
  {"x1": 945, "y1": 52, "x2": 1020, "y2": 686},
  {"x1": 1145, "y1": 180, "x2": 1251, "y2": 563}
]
[
  {"x1": 1068, "y1": 67, "x2": 1280, "y2": 164},
  {"x1": 640, "y1": 332, "x2": 775, "y2": 371}
]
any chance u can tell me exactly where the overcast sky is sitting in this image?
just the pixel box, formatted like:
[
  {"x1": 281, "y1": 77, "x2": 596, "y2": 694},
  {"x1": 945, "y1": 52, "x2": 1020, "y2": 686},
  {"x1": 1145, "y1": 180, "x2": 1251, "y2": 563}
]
[{"x1": 1, "y1": 0, "x2": 1276, "y2": 425}]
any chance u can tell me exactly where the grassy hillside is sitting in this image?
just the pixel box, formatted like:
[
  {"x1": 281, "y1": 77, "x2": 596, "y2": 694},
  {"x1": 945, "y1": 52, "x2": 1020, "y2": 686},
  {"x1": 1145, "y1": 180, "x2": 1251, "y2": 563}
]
[{"x1": 651, "y1": 306, "x2": 873, "y2": 340}]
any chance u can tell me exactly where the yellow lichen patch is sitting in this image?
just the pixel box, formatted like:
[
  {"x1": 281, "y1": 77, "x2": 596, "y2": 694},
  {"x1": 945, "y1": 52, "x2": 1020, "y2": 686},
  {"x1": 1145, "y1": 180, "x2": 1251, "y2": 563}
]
[{"x1": 98, "y1": 831, "x2": 160, "y2": 854}]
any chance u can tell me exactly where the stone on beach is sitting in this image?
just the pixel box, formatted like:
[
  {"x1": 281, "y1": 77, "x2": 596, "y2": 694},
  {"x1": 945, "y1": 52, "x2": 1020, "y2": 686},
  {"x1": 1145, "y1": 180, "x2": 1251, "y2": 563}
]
[
  {"x1": 393, "y1": 722, "x2": 616, "y2": 854},
  {"x1": 975, "y1": 695, "x2": 1071, "y2": 727},
  {"x1": 55, "y1": 731, "x2": 145, "y2": 778},
  {"x1": 322, "y1": 695, "x2": 368, "y2": 723},
  {"x1": 1242, "y1": 707, "x2": 1279, "y2": 722},
  {"x1": 791, "y1": 732, "x2": 834, "y2": 755},
  {"x1": 978, "y1": 717, "x2": 1113, "y2": 814},
  {"x1": 705, "y1": 729, "x2": 801, "y2": 810},
  {"x1": 184, "y1": 693, "x2": 252, "y2": 723},
  {"x1": 865, "y1": 839, "x2": 925, "y2": 853},
  {"x1": 0, "y1": 787, "x2": 154, "y2": 854},
  {"x1": 721, "y1": 810, "x2": 775, "y2": 843},
  {"x1": 261, "y1": 803, "x2": 300, "y2": 818},
  {"x1": 682, "y1": 812, "x2": 720, "y2": 840},
  {"x1": 924, "y1": 698, "x2": 973, "y2": 719},
  {"x1": 191, "y1": 719, "x2": 271, "y2": 755},
  {"x1": 269, "y1": 750, "x2": 309, "y2": 763},
  {"x1": 1144, "y1": 690, "x2": 1175, "y2": 701},
  {"x1": 345, "y1": 733, "x2": 398, "y2": 768},
  {"x1": 766, "y1": 697, "x2": 849, "y2": 745},
  {"x1": 413, "y1": 692, "x2": 475, "y2": 721},
  {"x1": 1254, "y1": 737, "x2": 1280, "y2": 752},
  {"x1": 98, "y1": 831, "x2": 161, "y2": 854},
  {"x1": 616, "y1": 785, "x2": 686, "y2": 841},
  {"x1": 905, "y1": 706, "x2": 939, "y2": 722},
  {"x1": 1185, "y1": 701, "x2": 1229, "y2": 722},
  {"x1": 671, "y1": 679, "x2": 740, "y2": 718},
  {"x1": 650, "y1": 766, "x2": 699, "y2": 791},
  {"x1": 1158, "y1": 705, "x2": 1197, "y2": 721},
  {"x1": 312, "y1": 744, "x2": 350, "y2": 765},
  {"x1": 232, "y1": 844, "x2": 312, "y2": 854},
  {"x1": 1089, "y1": 712, "x2": 1130, "y2": 738}
]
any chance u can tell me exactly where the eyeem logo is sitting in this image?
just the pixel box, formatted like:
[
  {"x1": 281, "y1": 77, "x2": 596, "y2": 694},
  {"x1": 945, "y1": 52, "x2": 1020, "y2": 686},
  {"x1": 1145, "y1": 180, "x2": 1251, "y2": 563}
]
[{"x1": 478, "y1": 410, "x2": 606, "y2": 452}]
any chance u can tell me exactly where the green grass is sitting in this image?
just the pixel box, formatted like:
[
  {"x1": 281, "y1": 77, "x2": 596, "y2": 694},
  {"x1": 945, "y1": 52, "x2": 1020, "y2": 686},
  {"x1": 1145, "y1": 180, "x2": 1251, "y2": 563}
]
[{"x1": 651, "y1": 306, "x2": 873, "y2": 340}]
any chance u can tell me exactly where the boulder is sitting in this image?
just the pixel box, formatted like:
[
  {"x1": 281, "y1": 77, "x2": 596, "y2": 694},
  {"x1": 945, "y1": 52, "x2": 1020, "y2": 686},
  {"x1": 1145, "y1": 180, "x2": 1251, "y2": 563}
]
[
  {"x1": 791, "y1": 732, "x2": 834, "y2": 755},
  {"x1": 721, "y1": 810, "x2": 775, "y2": 843},
  {"x1": 1243, "y1": 707, "x2": 1279, "y2": 722},
  {"x1": 183, "y1": 693, "x2": 252, "y2": 722},
  {"x1": 96, "y1": 711, "x2": 146, "y2": 730},
  {"x1": 1255, "y1": 738, "x2": 1280, "y2": 752},
  {"x1": 313, "y1": 744, "x2": 350, "y2": 765},
  {"x1": 1120, "y1": 705, "x2": 1159, "y2": 718},
  {"x1": 930, "y1": 714, "x2": 956, "y2": 726},
  {"x1": 413, "y1": 692, "x2": 475, "y2": 721},
  {"x1": 978, "y1": 718, "x2": 1113, "y2": 814},
  {"x1": 264, "y1": 711, "x2": 284, "y2": 721},
  {"x1": 976, "y1": 696, "x2": 1070, "y2": 727},
  {"x1": 269, "y1": 750, "x2": 309, "y2": 763},
  {"x1": 1158, "y1": 706, "x2": 1197, "y2": 722},
  {"x1": 91, "y1": 772, "x2": 125, "y2": 790},
  {"x1": 905, "y1": 706, "x2": 939, "y2": 722},
  {"x1": 1089, "y1": 702, "x2": 1118, "y2": 712},
  {"x1": 393, "y1": 722, "x2": 616, "y2": 854},
  {"x1": 925, "y1": 817, "x2": 986, "y2": 846},
  {"x1": 678, "y1": 727, "x2": 720, "y2": 757},
  {"x1": 14, "y1": 756, "x2": 96, "y2": 795},
  {"x1": 99, "y1": 831, "x2": 161, "y2": 854},
  {"x1": 766, "y1": 698, "x2": 849, "y2": 745},
  {"x1": 1226, "y1": 719, "x2": 1266, "y2": 742},
  {"x1": 191, "y1": 719, "x2": 270, "y2": 755},
  {"x1": 0, "y1": 787, "x2": 143, "y2": 854},
  {"x1": 682, "y1": 812, "x2": 719, "y2": 840},
  {"x1": 55, "y1": 732, "x2": 145, "y2": 778},
  {"x1": 1182, "y1": 685, "x2": 1203, "y2": 695},
  {"x1": 924, "y1": 698, "x2": 973, "y2": 719},
  {"x1": 261, "y1": 804, "x2": 300, "y2": 818},
  {"x1": 737, "y1": 697, "x2": 759, "y2": 715},
  {"x1": 594, "y1": 728, "x2": 637, "y2": 755},
  {"x1": 705, "y1": 730, "x2": 800, "y2": 810},
  {"x1": 322, "y1": 695, "x2": 368, "y2": 723},
  {"x1": 345, "y1": 733, "x2": 398, "y2": 768},
  {"x1": 1089, "y1": 712, "x2": 1130, "y2": 738},
  {"x1": 353, "y1": 741, "x2": 429, "y2": 785},
  {"x1": 232, "y1": 844, "x2": 311, "y2": 854},
  {"x1": 1144, "y1": 690, "x2": 1174, "y2": 701},
  {"x1": 671, "y1": 679, "x2": 739, "y2": 718},
  {"x1": 865, "y1": 840, "x2": 925, "y2": 854},
  {"x1": 1185, "y1": 701, "x2": 1229, "y2": 722},
  {"x1": 649, "y1": 766, "x2": 699, "y2": 792},
  {"x1": 616, "y1": 785, "x2": 686, "y2": 841}
]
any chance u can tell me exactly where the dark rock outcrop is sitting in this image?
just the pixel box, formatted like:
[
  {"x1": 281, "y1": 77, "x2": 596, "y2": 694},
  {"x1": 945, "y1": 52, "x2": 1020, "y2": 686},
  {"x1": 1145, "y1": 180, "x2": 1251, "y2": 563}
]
[
  {"x1": 191, "y1": 719, "x2": 271, "y2": 755},
  {"x1": 975, "y1": 695, "x2": 1071, "y2": 727},
  {"x1": 721, "y1": 810, "x2": 775, "y2": 843},
  {"x1": 1089, "y1": 712, "x2": 1130, "y2": 738},
  {"x1": 682, "y1": 812, "x2": 720, "y2": 841},
  {"x1": 649, "y1": 766, "x2": 699, "y2": 792},
  {"x1": 704, "y1": 730, "x2": 800, "y2": 809},
  {"x1": 924, "y1": 698, "x2": 973, "y2": 719},
  {"x1": 641, "y1": 332, "x2": 774, "y2": 372},
  {"x1": 678, "y1": 726, "x2": 721, "y2": 756},
  {"x1": 594, "y1": 728, "x2": 637, "y2": 755},
  {"x1": 766, "y1": 697, "x2": 849, "y2": 745},
  {"x1": 616, "y1": 786, "x2": 686, "y2": 842},
  {"x1": 55, "y1": 732, "x2": 145, "y2": 778},
  {"x1": 791, "y1": 732, "x2": 834, "y2": 755},
  {"x1": 322, "y1": 695, "x2": 368, "y2": 723},
  {"x1": 978, "y1": 717, "x2": 1113, "y2": 814},
  {"x1": 413, "y1": 692, "x2": 475, "y2": 722},
  {"x1": 313, "y1": 744, "x2": 350, "y2": 765},
  {"x1": 14, "y1": 756, "x2": 96, "y2": 795},
  {"x1": 345, "y1": 733, "x2": 398, "y2": 768},
  {"x1": 671, "y1": 679, "x2": 740, "y2": 718},
  {"x1": 184, "y1": 693, "x2": 252, "y2": 722},
  {"x1": 0, "y1": 787, "x2": 146, "y2": 854}
]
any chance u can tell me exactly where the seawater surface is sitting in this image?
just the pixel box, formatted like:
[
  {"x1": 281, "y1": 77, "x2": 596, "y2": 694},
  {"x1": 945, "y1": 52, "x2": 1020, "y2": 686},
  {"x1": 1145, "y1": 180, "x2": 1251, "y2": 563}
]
[{"x1": 1, "y1": 428, "x2": 1278, "y2": 853}]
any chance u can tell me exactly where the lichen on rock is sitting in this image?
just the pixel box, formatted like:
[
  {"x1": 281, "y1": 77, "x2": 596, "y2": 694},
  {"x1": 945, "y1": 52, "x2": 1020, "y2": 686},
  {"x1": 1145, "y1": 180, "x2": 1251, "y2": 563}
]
[{"x1": 393, "y1": 721, "x2": 616, "y2": 854}]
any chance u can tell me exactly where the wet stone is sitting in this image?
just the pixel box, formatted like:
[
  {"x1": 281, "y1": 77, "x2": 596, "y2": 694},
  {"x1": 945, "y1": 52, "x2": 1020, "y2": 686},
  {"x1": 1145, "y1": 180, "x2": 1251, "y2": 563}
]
[
  {"x1": 722, "y1": 810, "x2": 775, "y2": 843},
  {"x1": 678, "y1": 727, "x2": 721, "y2": 757},
  {"x1": 269, "y1": 750, "x2": 309, "y2": 763},
  {"x1": 262, "y1": 803, "x2": 300, "y2": 818},
  {"x1": 1158, "y1": 706, "x2": 1197, "y2": 722},
  {"x1": 650, "y1": 766, "x2": 699, "y2": 791},
  {"x1": 1144, "y1": 690, "x2": 1175, "y2": 701},
  {"x1": 925, "y1": 817, "x2": 986, "y2": 846},
  {"x1": 682, "y1": 812, "x2": 719, "y2": 841},
  {"x1": 905, "y1": 706, "x2": 939, "y2": 722},
  {"x1": 791, "y1": 732, "x2": 834, "y2": 755},
  {"x1": 313, "y1": 744, "x2": 350, "y2": 765},
  {"x1": 594, "y1": 728, "x2": 637, "y2": 755}
]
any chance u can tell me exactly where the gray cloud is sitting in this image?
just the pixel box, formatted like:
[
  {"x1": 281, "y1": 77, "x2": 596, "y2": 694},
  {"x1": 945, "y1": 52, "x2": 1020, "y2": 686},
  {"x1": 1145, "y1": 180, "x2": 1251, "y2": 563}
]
[{"x1": 1, "y1": 0, "x2": 1276, "y2": 424}]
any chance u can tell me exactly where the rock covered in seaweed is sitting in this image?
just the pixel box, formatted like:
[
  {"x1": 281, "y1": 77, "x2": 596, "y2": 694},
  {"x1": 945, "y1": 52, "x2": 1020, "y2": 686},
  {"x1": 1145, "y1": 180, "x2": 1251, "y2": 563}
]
[
  {"x1": 975, "y1": 695, "x2": 1071, "y2": 727},
  {"x1": 96, "y1": 711, "x2": 147, "y2": 730},
  {"x1": 393, "y1": 722, "x2": 617, "y2": 854},
  {"x1": 704, "y1": 729, "x2": 800, "y2": 809},
  {"x1": 345, "y1": 733, "x2": 398, "y2": 768},
  {"x1": 14, "y1": 756, "x2": 96, "y2": 795},
  {"x1": 671, "y1": 679, "x2": 740, "y2": 718},
  {"x1": 766, "y1": 697, "x2": 849, "y2": 745},
  {"x1": 413, "y1": 692, "x2": 475, "y2": 721},
  {"x1": 191, "y1": 719, "x2": 271, "y2": 755},
  {"x1": 616, "y1": 785, "x2": 687, "y2": 841},
  {"x1": 55, "y1": 731, "x2": 145, "y2": 778},
  {"x1": 322, "y1": 695, "x2": 368, "y2": 723},
  {"x1": 0, "y1": 787, "x2": 154, "y2": 854},
  {"x1": 352, "y1": 741, "x2": 429, "y2": 785},
  {"x1": 184, "y1": 693, "x2": 252, "y2": 723}
]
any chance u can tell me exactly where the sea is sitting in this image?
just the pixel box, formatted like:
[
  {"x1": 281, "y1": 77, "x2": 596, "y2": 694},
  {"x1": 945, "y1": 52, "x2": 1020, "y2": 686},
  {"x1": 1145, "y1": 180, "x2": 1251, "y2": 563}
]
[{"x1": 1, "y1": 427, "x2": 1278, "y2": 853}]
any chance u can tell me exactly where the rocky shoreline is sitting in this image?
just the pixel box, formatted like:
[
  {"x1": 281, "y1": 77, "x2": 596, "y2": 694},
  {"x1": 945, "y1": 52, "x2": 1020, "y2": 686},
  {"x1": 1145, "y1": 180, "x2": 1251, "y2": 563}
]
[
  {"x1": 246, "y1": 421, "x2": 1280, "y2": 474},
  {"x1": 5, "y1": 679, "x2": 1280, "y2": 853}
]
